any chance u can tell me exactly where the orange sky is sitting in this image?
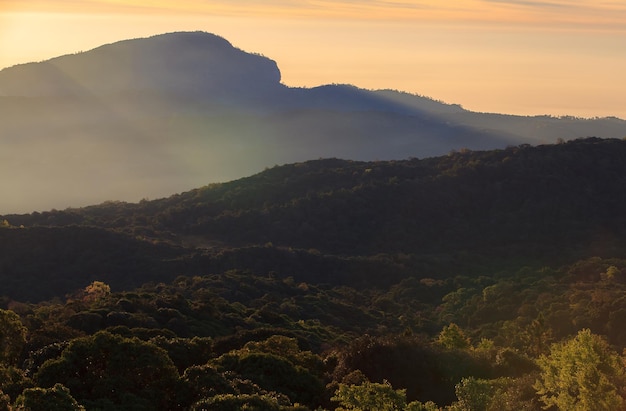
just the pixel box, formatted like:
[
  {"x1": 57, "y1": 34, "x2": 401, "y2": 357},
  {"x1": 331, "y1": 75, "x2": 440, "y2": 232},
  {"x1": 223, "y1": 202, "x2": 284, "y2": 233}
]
[{"x1": 2, "y1": 1, "x2": 626, "y2": 117}]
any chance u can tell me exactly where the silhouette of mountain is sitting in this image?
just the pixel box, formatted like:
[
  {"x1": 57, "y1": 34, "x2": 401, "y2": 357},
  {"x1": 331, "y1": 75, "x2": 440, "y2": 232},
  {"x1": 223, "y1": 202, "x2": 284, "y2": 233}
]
[
  {"x1": 1, "y1": 31, "x2": 625, "y2": 213},
  {"x1": 0, "y1": 31, "x2": 282, "y2": 99}
]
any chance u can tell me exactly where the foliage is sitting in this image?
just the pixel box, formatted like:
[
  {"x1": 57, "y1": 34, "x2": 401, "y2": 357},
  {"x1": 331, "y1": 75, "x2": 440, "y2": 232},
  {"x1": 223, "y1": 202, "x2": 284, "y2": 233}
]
[
  {"x1": 0, "y1": 391, "x2": 10, "y2": 411},
  {"x1": 181, "y1": 363, "x2": 236, "y2": 404},
  {"x1": 332, "y1": 380, "x2": 408, "y2": 411},
  {"x1": 82, "y1": 281, "x2": 111, "y2": 305},
  {"x1": 213, "y1": 351, "x2": 324, "y2": 407},
  {"x1": 449, "y1": 377, "x2": 497, "y2": 411},
  {"x1": 14, "y1": 383, "x2": 85, "y2": 411},
  {"x1": 190, "y1": 393, "x2": 306, "y2": 411},
  {"x1": 332, "y1": 380, "x2": 441, "y2": 411},
  {"x1": 0, "y1": 364, "x2": 32, "y2": 402},
  {"x1": 4, "y1": 257, "x2": 626, "y2": 409},
  {"x1": 0, "y1": 309, "x2": 27, "y2": 365},
  {"x1": 331, "y1": 334, "x2": 490, "y2": 405},
  {"x1": 485, "y1": 374, "x2": 541, "y2": 411},
  {"x1": 240, "y1": 335, "x2": 326, "y2": 378},
  {"x1": 534, "y1": 329, "x2": 626, "y2": 410},
  {"x1": 7, "y1": 139, "x2": 626, "y2": 409},
  {"x1": 35, "y1": 331, "x2": 180, "y2": 410},
  {"x1": 7, "y1": 138, "x2": 626, "y2": 303},
  {"x1": 437, "y1": 324, "x2": 470, "y2": 350}
]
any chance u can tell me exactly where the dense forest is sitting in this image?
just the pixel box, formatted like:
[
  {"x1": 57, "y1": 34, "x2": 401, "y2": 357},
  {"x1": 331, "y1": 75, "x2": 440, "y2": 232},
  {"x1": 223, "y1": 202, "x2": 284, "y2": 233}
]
[{"x1": 3, "y1": 137, "x2": 626, "y2": 409}]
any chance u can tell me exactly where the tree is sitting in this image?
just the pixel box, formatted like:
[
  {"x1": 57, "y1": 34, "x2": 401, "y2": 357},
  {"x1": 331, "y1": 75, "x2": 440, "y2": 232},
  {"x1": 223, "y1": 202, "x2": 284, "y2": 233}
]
[
  {"x1": 190, "y1": 393, "x2": 308, "y2": 411},
  {"x1": 534, "y1": 329, "x2": 626, "y2": 410},
  {"x1": 241, "y1": 335, "x2": 325, "y2": 378},
  {"x1": 451, "y1": 377, "x2": 494, "y2": 411},
  {"x1": 406, "y1": 401, "x2": 440, "y2": 411},
  {"x1": 0, "y1": 309, "x2": 27, "y2": 365},
  {"x1": 332, "y1": 380, "x2": 440, "y2": 411},
  {"x1": 486, "y1": 374, "x2": 542, "y2": 411},
  {"x1": 214, "y1": 351, "x2": 324, "y2": 407},
  {"x1": 82, "y1": 281, "x2": 111, "y2": 305},
  {"x1": 332, "y1": 380, "x2": 408, "y2": 411},
  {"x1": 437, "y1": 324, "x2": 470, "y2": 350},
  {"x1": 35, "y1": 331, "x2": 180, "y2": 410},
  {"x1": 0, "y1": 364, "x2": 32, "y2": 403},
  {"x1": 521, "y1": 314, "x2": 552, "y2": 357},
  {"x1": 0, "y1": 391, "x2": 10, "y2": 411},
  {"x1": 181, "y1": 363, "x2": 235, "y2": 404},
  {"x1": 14, "y1": 383, "x2": 85, "y2": 411},
  {"x1": 331, "y1": 334, "x2": 482, "y2": 405}
]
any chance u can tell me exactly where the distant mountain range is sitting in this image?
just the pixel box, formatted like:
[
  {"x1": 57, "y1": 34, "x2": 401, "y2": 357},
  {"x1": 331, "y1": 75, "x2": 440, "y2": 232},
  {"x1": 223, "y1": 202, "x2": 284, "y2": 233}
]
[{"x1": 1, "y1": 31, "x2": 625, "y2": 213}]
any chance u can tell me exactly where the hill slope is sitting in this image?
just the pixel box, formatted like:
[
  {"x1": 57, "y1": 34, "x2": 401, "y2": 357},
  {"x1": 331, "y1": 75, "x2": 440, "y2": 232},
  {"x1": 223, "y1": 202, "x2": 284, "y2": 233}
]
[
  {"x1": 1, "y1": 32, "x2": 626, "y2": 213},
  {"x1": 4, "y1": 137, "x2": 626, "y2": 302},
  {"x1": 0, "y1": 31, "x2": 281, "y2": 98}
]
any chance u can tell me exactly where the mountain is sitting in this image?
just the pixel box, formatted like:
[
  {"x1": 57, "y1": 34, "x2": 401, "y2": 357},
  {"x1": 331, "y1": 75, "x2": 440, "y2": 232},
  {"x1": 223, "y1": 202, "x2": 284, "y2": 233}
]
[
  {"x1": 4, "y1": 137, "x2": 626, "y2": 302},
  {"x1": 0, "y1": 31, "x2": 281, "y2": 98},
  {"x1": 1, "y1": 31, "x2": 626, "y2": 213}
]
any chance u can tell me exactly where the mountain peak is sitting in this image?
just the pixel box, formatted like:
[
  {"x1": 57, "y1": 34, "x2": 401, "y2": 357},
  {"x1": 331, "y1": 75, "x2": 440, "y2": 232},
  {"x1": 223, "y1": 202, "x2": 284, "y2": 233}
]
[{"x1": 0, "y1": 31, "x2": 282, "y2": 97}]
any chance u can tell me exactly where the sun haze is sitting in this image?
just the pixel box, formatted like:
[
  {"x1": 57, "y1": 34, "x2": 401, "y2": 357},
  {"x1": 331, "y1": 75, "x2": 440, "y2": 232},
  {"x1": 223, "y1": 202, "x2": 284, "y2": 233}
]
[{"x1": 1, "y1": 0, "x2": 626, "y2": 117}]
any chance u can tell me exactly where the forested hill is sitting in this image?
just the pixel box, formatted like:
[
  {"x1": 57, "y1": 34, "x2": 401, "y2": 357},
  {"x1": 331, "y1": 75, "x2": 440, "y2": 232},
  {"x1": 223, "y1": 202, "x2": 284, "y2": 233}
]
[
  {"x1": 7, "y1": 138, "x2": 626, "y2": 410},
  {"x1": 3, "y1": 137, "x2": 626, "y2": 302}
]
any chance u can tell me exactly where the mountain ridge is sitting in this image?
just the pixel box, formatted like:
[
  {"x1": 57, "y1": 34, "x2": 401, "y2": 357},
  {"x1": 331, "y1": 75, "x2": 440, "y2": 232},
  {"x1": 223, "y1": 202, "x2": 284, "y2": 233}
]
[
  {"x1": 0, "y1": 31, "x2": 282, "y2": 98},
  {"x1": 3, "y1": 137, "x2": 626, "y2": 301},
  {"x1": 1, "y1": 31, "x2": 626, "y2": 213}
]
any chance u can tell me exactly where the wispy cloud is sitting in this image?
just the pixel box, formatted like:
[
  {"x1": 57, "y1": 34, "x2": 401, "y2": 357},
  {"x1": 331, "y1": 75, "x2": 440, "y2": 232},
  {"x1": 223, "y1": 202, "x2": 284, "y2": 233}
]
[
  {"x1": 3, "y1": 0, "x2": 626, "y2": 30},
  {"x1": 481, "y1": 0, "x2": 568, "y2": 7}
]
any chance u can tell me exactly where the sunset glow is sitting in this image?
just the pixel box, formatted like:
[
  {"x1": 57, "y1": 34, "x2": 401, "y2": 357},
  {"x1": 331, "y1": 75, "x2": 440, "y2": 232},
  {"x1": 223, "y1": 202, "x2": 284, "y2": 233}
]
[{"x1": 2, "y1": 1, "x2": 626, "y2": 117}]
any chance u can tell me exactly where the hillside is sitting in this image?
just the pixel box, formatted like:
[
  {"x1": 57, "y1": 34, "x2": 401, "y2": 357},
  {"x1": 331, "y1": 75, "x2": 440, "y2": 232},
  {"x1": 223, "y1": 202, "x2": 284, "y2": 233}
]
[
  {"x1": 4, "y1": 137, "x2": 626, "y2": 302},
  {"x1": 4, "y1": 139, "x2": 626, "y2": 409},
  {"x1": 0, "y1": 31, "x2": 281, "y2": 98},
  {"x1": 1, "y1": 31, "x2": 626, "y2": 213}
]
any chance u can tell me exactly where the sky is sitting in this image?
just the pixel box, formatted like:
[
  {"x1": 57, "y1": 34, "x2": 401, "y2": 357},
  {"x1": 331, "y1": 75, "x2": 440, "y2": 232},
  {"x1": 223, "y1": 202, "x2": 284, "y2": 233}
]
[{"x1": 1, "y1": 0, "x2": 626, "y2": 118}]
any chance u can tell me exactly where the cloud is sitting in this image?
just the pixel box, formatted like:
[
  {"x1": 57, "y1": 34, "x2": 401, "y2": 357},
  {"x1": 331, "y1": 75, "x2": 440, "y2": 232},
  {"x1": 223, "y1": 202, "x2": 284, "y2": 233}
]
[
  {"x1": 481, "y1": 0, "x2": 568, "y2": 7},
  {"x1": 1, "y1": 0, "x2": 171, "y2": 14},
  {"x1": 3, "y1": 0, "x2": 626, "y2": 30}
]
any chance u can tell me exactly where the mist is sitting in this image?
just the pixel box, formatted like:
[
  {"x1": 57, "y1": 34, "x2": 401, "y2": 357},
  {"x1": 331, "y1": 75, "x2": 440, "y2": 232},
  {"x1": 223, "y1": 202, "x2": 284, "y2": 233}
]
[{"x1": 2, "y1": 32, "x2": 626, "y2": 214}]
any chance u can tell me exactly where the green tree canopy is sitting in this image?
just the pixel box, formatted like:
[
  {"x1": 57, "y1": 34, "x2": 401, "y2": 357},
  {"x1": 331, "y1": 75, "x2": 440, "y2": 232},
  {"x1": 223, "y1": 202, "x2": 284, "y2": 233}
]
[
  {"x1": 332, "y1": 380, "x2": 408, "y2": 411},
  {"x1": 0, "y1": 309, "x2": 27, "y2": 366},
  {"x1": 534, "y1": 328, "x2": 626, "y2": 411},
  {"x1": 437, "y1": 323, "x2": 470, "y2": 350},
  {"x1": 35, "y1": 331, "x2": 180, "y2": 411},
  {"x1": 14, "y1": 383, "x2": 85, "y2": 411},
  {"x1": 191, "y1": 393, "x2": 283, "y2": 411},
  {"x1": 332, "y1": 380, "x2": 440, "y2": 411},
  {"x1": 213, "y1": 350, "x2": 324, "y2": 407}
]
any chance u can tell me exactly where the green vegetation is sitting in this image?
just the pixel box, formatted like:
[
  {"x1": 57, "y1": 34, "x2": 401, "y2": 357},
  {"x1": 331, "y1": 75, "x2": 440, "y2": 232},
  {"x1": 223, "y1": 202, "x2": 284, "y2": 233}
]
[
  {"x1": 3, "y1": 138, "x2": 626, "y2": 409},
  {"x1": 14, "y1": 384, "x2": 84, "y2": 411},
  {"x1": 534, "y1": 329, "x2": 625, "y2": 410}
]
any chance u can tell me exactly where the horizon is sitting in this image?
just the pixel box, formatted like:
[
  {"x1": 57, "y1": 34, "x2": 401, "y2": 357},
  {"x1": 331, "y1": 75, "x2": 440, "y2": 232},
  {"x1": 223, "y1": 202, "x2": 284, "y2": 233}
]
[{"x1": 2, "y1": 1, "x2": 626, "y2": 119}]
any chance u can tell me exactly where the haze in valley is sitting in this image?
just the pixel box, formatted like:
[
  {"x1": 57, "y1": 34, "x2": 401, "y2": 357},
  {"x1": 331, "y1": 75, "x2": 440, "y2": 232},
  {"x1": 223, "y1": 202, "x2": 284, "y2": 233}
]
[{"x1": 1, "y1": 1, "x2": 626, "y2": 213}]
